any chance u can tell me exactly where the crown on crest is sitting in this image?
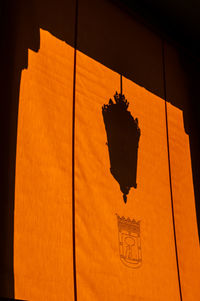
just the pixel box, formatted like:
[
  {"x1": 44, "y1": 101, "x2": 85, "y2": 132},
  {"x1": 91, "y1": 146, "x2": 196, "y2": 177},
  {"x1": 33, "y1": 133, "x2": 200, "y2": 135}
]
[{"x1": 116, "y1": 214, "x2": 140, "y2": 234}]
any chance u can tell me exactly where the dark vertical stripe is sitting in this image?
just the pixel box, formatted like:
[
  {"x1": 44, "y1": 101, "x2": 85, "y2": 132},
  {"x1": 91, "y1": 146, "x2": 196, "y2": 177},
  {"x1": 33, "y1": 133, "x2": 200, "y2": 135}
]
[
  {"x1": 72, "y1": 0, "x2": 79, "y2": 300},
  {"x1": 120, "y1": 74, "x2": 123, "y2": 94},
  {"x1": 162, "y1": 40, "x2": 183, "y2": 301}
]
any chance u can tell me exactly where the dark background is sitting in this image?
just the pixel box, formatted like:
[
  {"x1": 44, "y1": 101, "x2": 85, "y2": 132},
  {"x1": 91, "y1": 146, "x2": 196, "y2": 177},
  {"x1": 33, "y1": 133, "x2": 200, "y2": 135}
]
[{"x1": 1, "y1": 0, "x2": 200, "y2": 299}]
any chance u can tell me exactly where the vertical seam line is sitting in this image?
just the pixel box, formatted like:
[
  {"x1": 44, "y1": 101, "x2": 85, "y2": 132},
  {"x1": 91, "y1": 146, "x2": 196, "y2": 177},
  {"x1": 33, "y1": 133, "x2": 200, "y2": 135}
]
[
  {"x1": 162, "y1": 40, "x2": 183, "y2": 301},
  {"x1": 72, "y1": 0, "x2": 79, "y2": 300}
]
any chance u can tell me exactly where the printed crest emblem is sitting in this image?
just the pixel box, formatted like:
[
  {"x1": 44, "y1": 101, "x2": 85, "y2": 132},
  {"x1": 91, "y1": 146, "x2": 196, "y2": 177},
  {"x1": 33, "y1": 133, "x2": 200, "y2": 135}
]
[{"x1": 116, "y1": 214, "x2": 142, "y2": 268}]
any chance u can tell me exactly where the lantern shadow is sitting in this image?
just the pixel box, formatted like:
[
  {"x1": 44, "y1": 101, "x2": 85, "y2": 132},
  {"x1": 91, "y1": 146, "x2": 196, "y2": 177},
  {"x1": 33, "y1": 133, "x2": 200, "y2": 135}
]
[{"x1": 102, "y1": 92, "x2": 141, "y2": 203}]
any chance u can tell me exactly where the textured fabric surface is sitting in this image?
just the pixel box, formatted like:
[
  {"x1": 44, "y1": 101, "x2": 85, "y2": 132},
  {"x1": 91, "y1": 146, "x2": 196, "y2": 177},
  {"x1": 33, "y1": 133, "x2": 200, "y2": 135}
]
[{"x1": 13, "y1": 23, "x2": 199, "y2": 301}]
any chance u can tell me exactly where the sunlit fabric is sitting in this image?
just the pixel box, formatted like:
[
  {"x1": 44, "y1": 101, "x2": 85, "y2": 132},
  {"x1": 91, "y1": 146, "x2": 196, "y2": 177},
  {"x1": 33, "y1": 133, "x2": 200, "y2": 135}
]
[
  {"x1": 14, "y1": 30, "x2": 74, "y2": 300},
  {"x1": 13, "y1": 28, "x2": 200, "y2": 300},
  {"x1": 74, "y1": 51, "x2": 180, "y2": 300},
  {"x1": 167, "y1": 103, "x2": 200, "y2": 300}
]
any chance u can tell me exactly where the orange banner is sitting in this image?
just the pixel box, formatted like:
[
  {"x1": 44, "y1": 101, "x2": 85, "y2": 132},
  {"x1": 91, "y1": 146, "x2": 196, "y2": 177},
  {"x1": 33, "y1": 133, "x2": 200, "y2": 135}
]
[
  {"x1": 14, "y1": 29, "x2": 199, "y2": 301},
  {"x1": 14, "y1": 30, "x2": 74, "y2": 300},
  {"x1": 74, "y1": 50, "x2": 180, "y2": 300}
]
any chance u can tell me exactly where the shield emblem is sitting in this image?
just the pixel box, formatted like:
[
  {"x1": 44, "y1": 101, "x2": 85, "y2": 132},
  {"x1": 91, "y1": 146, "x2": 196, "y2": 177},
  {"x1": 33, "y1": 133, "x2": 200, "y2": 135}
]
[{"x1": 116, "y1": 214, "x2": 142, "y2": 268}]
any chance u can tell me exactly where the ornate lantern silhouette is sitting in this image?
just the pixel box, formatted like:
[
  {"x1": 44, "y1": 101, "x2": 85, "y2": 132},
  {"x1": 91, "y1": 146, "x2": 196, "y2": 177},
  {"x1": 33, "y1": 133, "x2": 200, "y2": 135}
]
[{"x1": 102, "y1": 92, "x2": 141, "y2": 203}]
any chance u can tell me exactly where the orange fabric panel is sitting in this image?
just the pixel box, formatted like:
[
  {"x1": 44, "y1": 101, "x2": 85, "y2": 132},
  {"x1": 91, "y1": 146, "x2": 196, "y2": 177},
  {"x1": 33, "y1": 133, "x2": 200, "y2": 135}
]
[
  {"x1": 13, "y1": 27, "x2": 199, "y2": 301},
  {"x1": 75, "y1": 51, "x2": 180, "y2": 300},
  {"x1": 14, "y1": 29, "x2": 74, "y2": 300},
  {"x1": 167, "y1": 103, "x2": 200, "y2": 300}
]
